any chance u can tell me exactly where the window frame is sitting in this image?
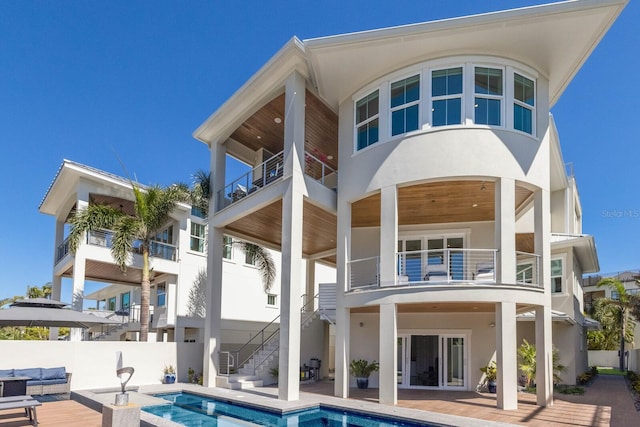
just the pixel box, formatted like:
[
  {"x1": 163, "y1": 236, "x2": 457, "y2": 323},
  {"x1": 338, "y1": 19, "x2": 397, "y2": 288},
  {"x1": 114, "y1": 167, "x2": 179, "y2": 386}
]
[
  {"x1": 390, "y1": 74, "x2": 421, "y2": 137},
  {"x1": 354, "y1": 89, "x2": 380, "y2": 151},
  {"x1": 108, "y1": 296, "x2": 116, "y2": 311},
  {"x1": 430, "y1": 66, "x2": 465, "y2": 128},
  {"x1": 120, "y1": 291, "x2": 131, "y2": 311},
  {"x1": 223, "y1": 235, "x2": 233, "y2": 260},
  {"x1": 473, "y1": 65, "x2": 504, "y2": 127},
  {"x1": 513, "y1": 71, "x2": 536, "y2": 136},
  {"x1": 189, "y1": 222, "x2": 206, "y2": 253},
  {"x1": 267, "y1": 294, "x2": 277, "y2": 307},
  {"x1": 156, "y1": 282, "x2": 166, "y2": 307},
  {"x1": 551, "y1": 256, "x2": 564, "y2": 294}
]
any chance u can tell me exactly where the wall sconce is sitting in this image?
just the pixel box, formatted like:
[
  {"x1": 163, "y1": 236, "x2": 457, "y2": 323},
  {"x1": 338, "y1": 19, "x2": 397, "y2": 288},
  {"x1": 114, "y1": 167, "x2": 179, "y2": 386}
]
[
  {"x1": 359, "y1": 322, "x2": 364, "y2": 327},
  {"x1": 489, "y1": 322, "x2": 496, "y2": 328}
]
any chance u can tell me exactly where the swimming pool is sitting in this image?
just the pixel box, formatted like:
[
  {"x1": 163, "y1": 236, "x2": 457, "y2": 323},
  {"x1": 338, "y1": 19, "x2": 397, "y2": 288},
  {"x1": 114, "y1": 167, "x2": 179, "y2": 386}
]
[{"x1": 143, "y1": 392, "x2": 441, "y2": 427}]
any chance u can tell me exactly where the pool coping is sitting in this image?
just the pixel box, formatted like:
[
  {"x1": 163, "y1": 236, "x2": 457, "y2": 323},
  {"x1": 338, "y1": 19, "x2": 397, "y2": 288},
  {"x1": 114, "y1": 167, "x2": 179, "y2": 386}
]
[{"x1": 72, "y1": 383, "x2": 518, "y2": 427}]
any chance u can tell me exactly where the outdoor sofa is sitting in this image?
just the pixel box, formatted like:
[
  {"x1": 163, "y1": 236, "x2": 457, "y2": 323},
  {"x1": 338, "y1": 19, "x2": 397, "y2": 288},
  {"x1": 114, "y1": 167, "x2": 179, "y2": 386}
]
[{"x1": 0, "y1": 367, "x2": 71, "y2": 396}]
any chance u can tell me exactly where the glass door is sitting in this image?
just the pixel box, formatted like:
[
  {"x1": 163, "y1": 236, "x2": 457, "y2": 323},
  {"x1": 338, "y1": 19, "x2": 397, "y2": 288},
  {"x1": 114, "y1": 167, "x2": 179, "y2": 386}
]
[
  {"x1": 409, "y1": 335, "x2": 439, "y2": 387},
  {"x1": 443, "y1": 335, "x2": 466, "y2": 389},
  {"x1": 397, "y1": 336, "x2": 406, "y2": 385},
  {"x1": 398, "y1": 239, "x2": 422, "y2": 282}
]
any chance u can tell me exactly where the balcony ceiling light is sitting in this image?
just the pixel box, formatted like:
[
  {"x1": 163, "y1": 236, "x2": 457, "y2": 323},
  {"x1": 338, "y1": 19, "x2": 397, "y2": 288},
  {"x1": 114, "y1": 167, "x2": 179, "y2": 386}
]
[{"x1": 274, "y1": 117, "x2": 282, "y2": 124}]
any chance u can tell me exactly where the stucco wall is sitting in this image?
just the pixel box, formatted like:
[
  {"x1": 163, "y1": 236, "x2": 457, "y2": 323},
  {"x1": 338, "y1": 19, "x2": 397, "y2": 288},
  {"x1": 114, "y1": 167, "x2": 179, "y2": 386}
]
[{"x1": 0, "y1": 341, "x2": 203, "y2": 390}]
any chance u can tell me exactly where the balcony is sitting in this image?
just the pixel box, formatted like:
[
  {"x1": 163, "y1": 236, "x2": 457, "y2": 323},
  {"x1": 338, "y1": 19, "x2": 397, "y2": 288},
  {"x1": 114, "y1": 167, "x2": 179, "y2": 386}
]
[
  {"x1": 87, "y1": 229, "x2": 178, "y2": 261},
  {"x1": 55, "y1": 236, "x2": 71, "y2": 264},
  {"x1": 348, "y1": 248, "x2": 540, "y2": 290},
  {"x1": 216, "y1": 151, "x2": 337, "y2": 212}
]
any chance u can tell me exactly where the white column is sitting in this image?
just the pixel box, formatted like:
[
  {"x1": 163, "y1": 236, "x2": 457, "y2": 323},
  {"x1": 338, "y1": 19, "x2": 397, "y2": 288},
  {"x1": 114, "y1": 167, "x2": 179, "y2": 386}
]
[
  {"x1": 496, "y1": 302, "x2": 517, "y2": 409},
  {"x1": 379, "y1": 185, "x2": 398, "y2": 286},
  {"x1": 70, "y1": 192, "x2": 89, "y2": 342},
  {"x1": 335, "y1": 198, "x2": 351, "y2": 398},
  {"x1": 305, "y1": 259, "x2": 316, "y2": 311},
  {"x1": 167, "y1": 283, "x2": 177, "y2": 326},
  {"x1": 278, "y1": 71, "x2": 306, "y2": 401},
  {"x1": 203, "y1": 139, "x2": 226, "y2": 387},
  {"x1": 379, "y1": 303, "x2": 397, "y2": 405},
  {"x1": 50, "y1": 219, "x2": 63, "y2": 341},
  {"x1": 495, "y1": 178, "x2": 516, "y2": 284},
  {"x1": 534, "y1": 189, "x2": 553, "y2": 406}
]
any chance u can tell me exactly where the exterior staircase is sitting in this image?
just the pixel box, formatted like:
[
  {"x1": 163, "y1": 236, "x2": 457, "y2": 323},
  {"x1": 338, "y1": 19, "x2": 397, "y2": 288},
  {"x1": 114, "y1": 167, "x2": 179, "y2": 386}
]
[{"x1": 218, "y1": 306, "x2": 323, "y2": 390}]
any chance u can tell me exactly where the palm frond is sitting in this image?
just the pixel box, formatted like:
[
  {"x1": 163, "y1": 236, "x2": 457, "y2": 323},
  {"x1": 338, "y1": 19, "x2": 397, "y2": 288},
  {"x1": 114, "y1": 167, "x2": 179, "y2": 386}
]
[
  {"x1": 191, "y1": 170, "x2": 211, "y2": 218},
  {"x1": 110, "y1": 216, "x2": 141, "y2": 270},
  {"x1": 237, "y1": 241, "x2": 277, "y2": 292},
  {"x1": 68, "y1": 204, "x2": 124, "y2": 253}
]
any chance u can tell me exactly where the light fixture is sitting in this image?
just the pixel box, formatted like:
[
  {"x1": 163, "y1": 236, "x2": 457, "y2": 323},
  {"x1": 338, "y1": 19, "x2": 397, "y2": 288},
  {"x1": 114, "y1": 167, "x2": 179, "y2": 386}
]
[
  {"x1": 274, "y1": 117, "x2": 282, "y2": 124},
  {"x1": 472, "y1": 203, "x2": 478, "y2": 208},
  {"x1": 480, "y1": 182, "x2": 486, "y2": 191},
  {"x1": 327, "y1": 155, "x2": 334, "y2": 160},
  {"x1": 359, "y1": 322, "x2": 364, "y2": 327},
  {"x1": 489, "y1": 322, "x2": 496, "y2": 328},
  {"x1": 257, "y1": 135, "x2": 262, "y2": 139}
]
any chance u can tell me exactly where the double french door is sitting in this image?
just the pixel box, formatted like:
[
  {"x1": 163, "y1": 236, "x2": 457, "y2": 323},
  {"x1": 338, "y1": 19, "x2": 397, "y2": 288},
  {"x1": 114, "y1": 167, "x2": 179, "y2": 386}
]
[{"x1": 397, "y1": 333, "x2": 467, "y2": 389}]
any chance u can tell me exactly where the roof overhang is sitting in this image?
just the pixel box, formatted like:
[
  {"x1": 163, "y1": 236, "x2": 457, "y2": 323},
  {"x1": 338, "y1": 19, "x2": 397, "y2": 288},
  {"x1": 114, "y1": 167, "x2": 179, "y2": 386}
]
[
  {"x1": 551, "y1": 233, "x2": 600, "y2": 273},
  {"x1": 193, "y1": 37, "x2": 309, "y2": 146},
  {"x1": 304, "y1": 0, "x2": 628, "y2": 108},
  {"x1": 548, "y1": 115, "x2": 570, "y2": 192},
  {"x1": 517, "y1": 309, "x2": 577, "y2": 325}
]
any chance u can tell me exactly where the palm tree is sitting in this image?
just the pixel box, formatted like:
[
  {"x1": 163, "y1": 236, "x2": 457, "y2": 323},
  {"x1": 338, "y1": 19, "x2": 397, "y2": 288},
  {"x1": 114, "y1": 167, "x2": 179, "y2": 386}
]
[
  {"x1": 518, "y1": 339, "x2": 566, "y2": 388},
  {"x1": 593, "y1": 278, "x2": 640, "y2": 371},
  {"x1": 191, "y1": 170, "x2": 276, "y2": 291},
  {"x1": 68, "y1": 183, "x2": 189, "y2": 341}
]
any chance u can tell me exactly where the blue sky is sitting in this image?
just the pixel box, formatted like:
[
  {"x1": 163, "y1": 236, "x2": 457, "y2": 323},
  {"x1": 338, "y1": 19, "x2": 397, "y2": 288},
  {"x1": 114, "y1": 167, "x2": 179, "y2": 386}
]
[{"x1": 0, "y1": 1, "x2": 638, "y2": 301}]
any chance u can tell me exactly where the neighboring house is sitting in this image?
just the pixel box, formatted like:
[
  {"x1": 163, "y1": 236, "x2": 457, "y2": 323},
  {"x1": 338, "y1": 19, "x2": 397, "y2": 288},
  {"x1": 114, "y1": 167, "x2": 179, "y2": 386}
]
[
  {"x1": 583, "y1": 270, "x2": 640, "y2": 371},
  {"x1": 194, "y1": 0, "x2": 626, "y2": 410},
  {"x1": 38, "y1": 159, "x2": 298, "y2": 344}
]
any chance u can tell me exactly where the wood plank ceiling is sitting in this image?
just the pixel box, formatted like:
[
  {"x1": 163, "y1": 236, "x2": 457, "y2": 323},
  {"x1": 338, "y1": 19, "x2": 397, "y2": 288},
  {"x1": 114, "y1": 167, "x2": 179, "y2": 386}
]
[
  {"x1": 352, "y1": 181, "x2": 533, "y2": 227},
  {"x1": 228, "y1": 91, "x2": 338, "y2": 170}
]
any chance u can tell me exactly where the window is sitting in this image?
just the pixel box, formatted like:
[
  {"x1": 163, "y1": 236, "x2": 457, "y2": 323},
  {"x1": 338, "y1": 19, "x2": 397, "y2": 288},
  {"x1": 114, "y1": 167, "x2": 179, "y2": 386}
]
[
  {"x1": 190, "y1": 223, "x2": 206, "y2": 252},
  {"x1": 108, "y1": 297, "x2": 116, "y2": 311},
  {"x1": 223, "y1": 235, "x2": 233, "y2": 260},
  {"x1": 391, "y1": 75, "x2": 420, "y2": 136},
  {"x1": 155, "y1": 225, "x2": 173, "y2": 244},
  {"x1": 191, "y1": 206, "x2": 206, "y2": 218},
  {"x1": 355, "y1": 90, "x2": 380, "y2": 150},
  {"x1": 245, "y1": 250, "x2": 256, "y2": 266},
  {"x1": 432, "y1": 67, "x2": 463, "y2": 126},
  {"x1": 516, "y1": 263, "x2": 533, "y2": 284},
  {"x1": 157, "y1": 283, "x2": 166, "y2": 307},
  {"x1": 551, "y1": 259, "x2": 563, "y2": 293},
  {"x1": 267, "y1": 294, "x2": 277, "y2": 307},
  {"x1": 514, "y1": 73, "x2": 535, "y2": 134},
  {"x1": 121, "y1": 292, "x2": 130, "y2": 311},
  {"x1": 474, "y1": 67, "x2": 502, "y2": 126}
]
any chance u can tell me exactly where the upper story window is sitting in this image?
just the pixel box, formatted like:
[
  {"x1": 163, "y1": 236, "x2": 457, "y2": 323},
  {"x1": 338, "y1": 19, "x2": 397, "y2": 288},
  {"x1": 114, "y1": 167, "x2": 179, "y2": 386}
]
[
  {"x1": 431, "y1": 67, "x2": 463, "y2": 127},
  {"x1": 223, "y1": 235, "x2": 233, "y2": 260},
  {"x1": 191, "y1": 206, "x2": 206, "y2": 219},
  {"x1": 355, "y1": 90, "x2": 380, "y2": 150},
  {"x1": 157, "y1": 283, "x2": 166, "y2": 306},
  {"x1": 155, "y1": 225, "x2": 173, "y2": 244},
  {"x1": 514, "y1": 73, "x2": 535, "y2": 134},
  {"x1": 121, "y1": 291, "x2": 130, "y2": 311},
  {"x1": 190, "y1": 222, "x2": 206, "y2": 252},
  {"x1": 474, "y1": 67, "x2": 503, "y2": 126},
  {"x1": 108, "y1": 296, "x2": 116, "y2": 311},
  {"x1": 551, "y1": 258, "x2": 563, "y2": 293},
  {"x1": 352, "y1": 57, "x2": 538, "y2": 153},
  {"x1": 390, "y1": 75, "x2": 420, "y2": 136}
]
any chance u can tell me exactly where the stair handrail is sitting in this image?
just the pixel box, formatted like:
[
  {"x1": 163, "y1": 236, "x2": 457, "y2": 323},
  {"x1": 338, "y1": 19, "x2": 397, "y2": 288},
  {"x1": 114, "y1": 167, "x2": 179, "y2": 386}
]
[{"x1": 228, "y1": 293, "x2": 319, "y2": 375}]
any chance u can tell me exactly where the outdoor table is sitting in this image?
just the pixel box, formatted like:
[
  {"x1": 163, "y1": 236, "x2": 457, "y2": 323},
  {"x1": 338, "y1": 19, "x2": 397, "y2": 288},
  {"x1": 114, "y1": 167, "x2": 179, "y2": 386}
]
[{"x1": 0, "y1": 376, "x2": 31, "y2": 397}]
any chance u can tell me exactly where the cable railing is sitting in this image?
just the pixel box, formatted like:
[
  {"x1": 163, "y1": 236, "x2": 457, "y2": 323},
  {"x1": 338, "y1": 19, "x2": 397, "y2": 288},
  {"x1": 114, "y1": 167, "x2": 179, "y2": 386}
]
[
  {"x1": 348, "y1": 249, "x2": 542, "y2": 290},
  {"x1": 304, "y1": 151, "x2": 337, "y2": 189},
  {"x1": 219, "y1": 293, "x2": 319, "y2": 376},
  {"x1": 55, "y1": 236, "x2": 70, "y2": 264}
]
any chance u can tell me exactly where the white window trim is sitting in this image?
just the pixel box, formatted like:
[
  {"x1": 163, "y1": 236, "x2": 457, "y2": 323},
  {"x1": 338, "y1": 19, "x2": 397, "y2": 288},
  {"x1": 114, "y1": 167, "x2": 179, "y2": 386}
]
[
  {"x1": 511, "y1": 70, "x2": 537, "y2": 137},
  {"x1": 473, "y1": 64, "x2": 505, "y2": 128},
  {"x1": 266, "y1": 293, "x2": 278, "y2": 308},
  {"x1": 350, "y1": 55, "x2": 539, "y2": 155},
  {"x1": 551, "y1": 254, "x2": 566, "y2": 295},
  {"x1": 389, "y1": 73, "x2": 421, "y2": 137},
  {"x1": 430, "y1": 65, "x2": 465, "y2": 128},
  {"x1": 189, "y1": 221, "x2": 207, "y2": 254},
  {"x1": 354, "y1": 89, "x2": 380, "y2": 152}
]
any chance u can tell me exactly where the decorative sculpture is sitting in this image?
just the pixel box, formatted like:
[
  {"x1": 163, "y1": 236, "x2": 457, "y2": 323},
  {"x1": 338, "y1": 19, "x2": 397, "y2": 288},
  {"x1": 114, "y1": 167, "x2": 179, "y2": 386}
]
[{"x1": 114, "y1": 351, "x2": 134, "y2": 406}]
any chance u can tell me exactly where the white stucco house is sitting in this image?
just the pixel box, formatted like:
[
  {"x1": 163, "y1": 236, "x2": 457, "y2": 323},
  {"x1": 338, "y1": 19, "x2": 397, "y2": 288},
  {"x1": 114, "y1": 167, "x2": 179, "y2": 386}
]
[
  {"x1": 195, "y1": 0, "x2": 626, "y2": 411},
  {"x1": 39, "y1": 159, "x2": 310, "y2": 347}
]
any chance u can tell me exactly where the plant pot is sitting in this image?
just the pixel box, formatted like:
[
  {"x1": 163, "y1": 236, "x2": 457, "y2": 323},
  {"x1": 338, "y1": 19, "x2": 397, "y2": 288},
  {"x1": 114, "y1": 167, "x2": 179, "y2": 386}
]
[
  {"x1": 488, "y1": 380, "x2": 497, "y2": 393},
  {"x1": 164, "y1": 373, "x2": 176, "y2": 384},
  {"x1": 356, "y1": 377, "x2": 369, "y2": 389}
]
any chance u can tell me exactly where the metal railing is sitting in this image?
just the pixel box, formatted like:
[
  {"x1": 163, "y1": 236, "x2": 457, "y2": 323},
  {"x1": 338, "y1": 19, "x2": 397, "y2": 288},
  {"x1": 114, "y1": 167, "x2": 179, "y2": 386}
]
[
  {"x1": 304, "y1": 151, "x2": 337, "y2": 189},
  {"x1": 87, "y1": 229, "x2": 177, "y2": 261},
  {"x1": 348, "y1": 249, "x2": 542, "y2": 290},
  {"x1": 56, "y1": 236, "x2": 70, "y2": 264},
  {"x1": 219, "y1": 293, "x2": 319, "y2": 377},
  {"x1": 217, "y1": 151, "x2": 284, "y2": 211},
  {"x1": 216, "y1": 150, "x2": 338, "y2": 212}
]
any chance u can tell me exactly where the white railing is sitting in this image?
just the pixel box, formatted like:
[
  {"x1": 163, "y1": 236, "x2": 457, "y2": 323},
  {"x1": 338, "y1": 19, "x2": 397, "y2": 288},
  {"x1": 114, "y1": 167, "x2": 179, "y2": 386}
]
[
  {"x1": 348, "y1": 248, "x2": 542, "y2": 290},
  {"x1": 348, "y1": 256, "x2": 380, "y2": 290},
  {"x1": 87, "y1": 229, "x2": 177, "y2": 261},
  {"x1": 56, "y1": 236, "x2": 70, "y2": 264},
  {"x1": 217, "y1": 151, "x2": 284, "y2": 211},
  {"x1": 304, "y1": 151, "x2": 337, "y2": 189}
]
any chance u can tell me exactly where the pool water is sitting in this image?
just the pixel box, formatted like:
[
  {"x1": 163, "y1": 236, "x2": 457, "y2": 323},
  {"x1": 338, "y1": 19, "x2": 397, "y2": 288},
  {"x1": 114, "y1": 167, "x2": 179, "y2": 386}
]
[{"x1": 143, "y1": 392, "x2": 439, "y2": 427}]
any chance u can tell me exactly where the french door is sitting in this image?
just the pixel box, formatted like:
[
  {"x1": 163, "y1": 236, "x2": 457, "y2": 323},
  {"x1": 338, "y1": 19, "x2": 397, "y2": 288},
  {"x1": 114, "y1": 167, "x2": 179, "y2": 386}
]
[{"x1": 398, "y1": 333, "x2": 467, "y2": 390}]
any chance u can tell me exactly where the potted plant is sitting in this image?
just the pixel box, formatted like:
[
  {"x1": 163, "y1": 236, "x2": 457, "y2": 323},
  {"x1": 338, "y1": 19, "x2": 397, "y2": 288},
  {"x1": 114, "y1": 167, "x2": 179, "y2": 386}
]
[
  {"x1": 350, "y1": 359, "x2": 379, "y2": 389},
  {"x1": 163, "y1": 365, "x2": 176, "y2": 384},
  {"x1": 480, "y1": 361, "x2": 497, "y2": 393}
]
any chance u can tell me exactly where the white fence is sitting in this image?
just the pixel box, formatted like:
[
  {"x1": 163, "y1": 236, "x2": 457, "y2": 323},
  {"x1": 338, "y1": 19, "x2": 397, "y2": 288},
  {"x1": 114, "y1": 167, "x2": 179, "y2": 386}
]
[
  {"x1": 588, "y1": 349, "x2": 639, "y2": 372},
  {"x1": 0, "y1": 341, "x2": 203, "y2": 390}
]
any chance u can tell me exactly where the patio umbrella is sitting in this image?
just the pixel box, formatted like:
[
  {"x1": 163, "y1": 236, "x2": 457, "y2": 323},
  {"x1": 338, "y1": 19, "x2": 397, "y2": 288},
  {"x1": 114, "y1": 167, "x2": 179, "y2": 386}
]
[{"x1": 0, "y1": 298, "x2": 121, "y2": 328}]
